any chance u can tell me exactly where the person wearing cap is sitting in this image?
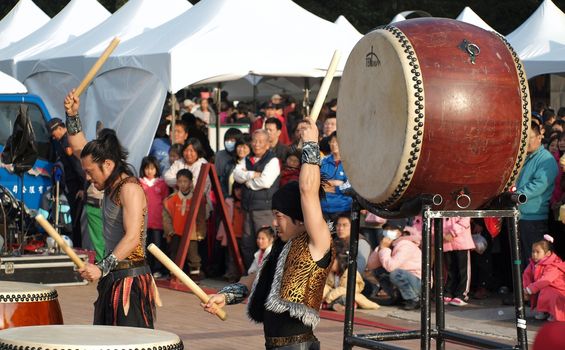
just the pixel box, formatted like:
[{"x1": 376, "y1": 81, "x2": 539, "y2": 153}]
[
  {"x1": 204, "y1": 117, "x2": 333, "y2": 349},
  {"x1": 270, "y1": 94, "x2": 282, "y2": 105},
  {"x1": 251, "y1": 102, "x2": 291, "y2": 146},
  {"x1": 366, "y1": 223, "x2": 422, "y2": 310},
  {"x1": 47, "y1": 117, "x2": 86, "y2": 247}
]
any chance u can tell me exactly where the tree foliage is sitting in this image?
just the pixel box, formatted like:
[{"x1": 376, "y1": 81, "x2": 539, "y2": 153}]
[{"x1": 0, "y1": 0, "x2": 564, "y2": 39}]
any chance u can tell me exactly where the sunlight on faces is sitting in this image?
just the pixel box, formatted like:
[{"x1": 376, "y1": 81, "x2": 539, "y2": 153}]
[
  {"x1": 144, "y1": 163, "x2": 157, "y2": 180},
  {"x1": 272, "y1": 210, "x2": 303, "y2": 242},
  {"x1": 531, "y1": 243, "x2": 551, "y2": 263},
  {"x1": 81, "y1": 155, "x2": 114, "y2": 191},
  {"x1": 183, "y1": 145, "x2": 198, "y2": 165},
  {"x1": 257, "y1": 230, "x2": 274, "y2": 250},
  {"x1": 265, "y1": 123, "x2": 281, "y2": 145},
  {"x1": 252, "y1": 132, "x2": 269, "y2": 158},
  {"x1": 173, "y1": 125, "x2": 188, "y2": 144},
  {"x1": 176, "y1": 175, "x2": 192, "y2": 194},
  {"x1": 329, "y1": 136, "x2": 339, "y2": 155},
  {"x1": 323, "y1": 118, "x2": 336, "y2": 137},
  {"x1": 236, "y1": 144, "x2": 250, "y2": 160},
  {"x1": 335, "y1": 216, "x2": 351, "y2": 241},
  {"x1": 527, "y1": 128, "x2": 542, "y2": 153}
]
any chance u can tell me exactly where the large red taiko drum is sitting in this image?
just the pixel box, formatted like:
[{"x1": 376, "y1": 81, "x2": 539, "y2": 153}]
[
  {"x1": 0, "y1": 281, "x2": 63, "y2": 329},
  {"x1": 338, "y1": 18, "x2": 530, "y2": 210}
]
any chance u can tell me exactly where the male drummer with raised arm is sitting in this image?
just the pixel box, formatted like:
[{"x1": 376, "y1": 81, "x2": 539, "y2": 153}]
[
  {"x1": 203, "y1": 117, "x2": 334, "y2": 349},
  {"x1": 64, "y1": 90, "x2": 158, "y2": 328}
]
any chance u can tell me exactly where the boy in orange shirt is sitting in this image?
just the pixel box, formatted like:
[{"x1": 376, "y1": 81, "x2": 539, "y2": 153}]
[{"x1": 163, "y1": 169, "x2": 206, "y2": 279}]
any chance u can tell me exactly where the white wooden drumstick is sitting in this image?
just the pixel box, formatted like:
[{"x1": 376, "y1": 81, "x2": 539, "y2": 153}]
[
  {"x1": 35, "y1": 214, "x2": 85, "y2": 269},
  {"x1": 309, "y1": 50, "x2": 341, "y2": 122},
  {"x1": 74, "y1": 37, "x2": 120, "y2": 97},
  {"x1": 147, "y1": 243, "x2": 227, "y2": 321}
]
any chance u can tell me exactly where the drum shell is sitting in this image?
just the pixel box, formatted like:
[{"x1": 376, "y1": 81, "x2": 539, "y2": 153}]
[
  {"x1": 0, "y1": 300, "x2": 63, "y2": 329},
  {"x1": 338, "y1": 18, "x2": 530, "y2": 210}
]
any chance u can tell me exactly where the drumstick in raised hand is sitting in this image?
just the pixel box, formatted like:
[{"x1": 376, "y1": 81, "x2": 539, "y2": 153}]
[
  {"x1": 309, "y1": 49, "x2": 341, "y2": 122},
  {"x1": 74, "y1": 37, "x2": 120, "y2": 97},
  {"x1": 147, "y1": 243, "x2": 227, "y2": 321},
  {"x1": 35, "y1": 214, "x2": 85, "y2": 269}
]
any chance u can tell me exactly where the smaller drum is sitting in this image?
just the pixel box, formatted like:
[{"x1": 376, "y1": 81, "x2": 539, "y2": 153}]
[
  {"x1": 0, "y1": 325, "x2": 184, "y2": 350},
  {"x1": 0, "y1": 281, "x2": 63, "y2": 329}
]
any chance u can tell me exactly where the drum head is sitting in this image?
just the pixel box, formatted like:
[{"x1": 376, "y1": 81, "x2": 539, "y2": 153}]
[
  {"x1": 0, "y1": 325, "x2": 183, "y2": 350},
  {"x1": 338, "y1": 28, "x2": 421, "y2": 206},
  {"x1": 0, "y1": 281, "x2": 58, "y2": 303}
]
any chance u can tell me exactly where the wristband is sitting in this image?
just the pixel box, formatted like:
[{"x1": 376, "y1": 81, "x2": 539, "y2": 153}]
[
  {"x1": 66, "y1": 113, "x2": 82, "y2": 135},
  {"x1": 96, "y1": 253, "x2": 119, "y2": 278},
  {"x1": 218, "y1": 283, "x2": 249, "y2": 305},
  {"x1": 301, "y1": 141, "x2": 321, "y2": 166}
]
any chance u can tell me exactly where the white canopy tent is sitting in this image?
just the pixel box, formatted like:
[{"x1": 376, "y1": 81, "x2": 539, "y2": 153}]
[
  {"x1": 0, "y1": 0, "x2": 50, "y2": 51},
  {"x1": 506, "y1": 0, "x2": 565, "y2": 61},
  {"x1": 22, "y1": 0, "x2": 192, "y2": 147},
  {"x1": 0, "y1": 0, "x2": 110, "y2": 78},
  {"x1": 455, "y1": 7, "x2": 497, "y2": 32},
  {"x1": 72, "y1": 0, "x2": 361, "y2": 169},
  {"x1": 524, "y1": 43, "x2": 565, "y2": 78},
  {"x1": 0, "y1": 71, "x2": 27, "y2": 94},
  {"x1": 335, "y1": 15, "x2": 362, "y2": 36}
]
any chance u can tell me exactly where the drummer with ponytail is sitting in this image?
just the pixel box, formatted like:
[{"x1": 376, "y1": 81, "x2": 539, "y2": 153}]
[
  {"x1": 63, "y1": 90, "x2": 159, "y2": 328},
  {"x1": 522, "y1": 234, "x2": 565, "y2": 321}
]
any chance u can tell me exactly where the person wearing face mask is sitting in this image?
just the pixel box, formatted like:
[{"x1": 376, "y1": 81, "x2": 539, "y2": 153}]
[
  {"x1": 366, "y1": 223, "x2": 422, "y2": 310},
  {"x1": 214, "y1": 128, "x2": 243, "y2": 198}
]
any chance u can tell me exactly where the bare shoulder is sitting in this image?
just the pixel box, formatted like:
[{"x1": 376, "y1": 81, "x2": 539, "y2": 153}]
[{"x1": 119, "y1": 181, "x2": 146, "y2": 204}]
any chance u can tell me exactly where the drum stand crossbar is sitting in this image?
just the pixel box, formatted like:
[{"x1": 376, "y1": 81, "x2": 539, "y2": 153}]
[{"x1": 343, "y1": 197, "x2": 528, "y2": 350}]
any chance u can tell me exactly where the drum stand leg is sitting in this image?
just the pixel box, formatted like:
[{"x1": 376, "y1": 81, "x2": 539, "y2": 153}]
[{"x1": 343, "y1": 198, "x2": 528, "y2": 350}]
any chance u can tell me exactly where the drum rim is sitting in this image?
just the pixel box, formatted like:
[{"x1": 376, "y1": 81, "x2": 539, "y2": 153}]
[
  {"x1": 0, "y1": 325, "x2": 184, "y2": 350},
  {"x1": 0, "y1": 281, "x2": 58, "y2": 303},
  {"x1": 495, "y1": 32, "x2": 531, "y2": 192}
]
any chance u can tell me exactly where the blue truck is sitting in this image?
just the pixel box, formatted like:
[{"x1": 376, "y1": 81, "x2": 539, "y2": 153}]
[{"x1": 0, "y1": 72, "x2": 54, "y2": 211}]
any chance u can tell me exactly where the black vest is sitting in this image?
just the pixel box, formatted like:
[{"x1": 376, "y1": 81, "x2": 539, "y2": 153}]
[{"x1": 242, "y1": 150, "x2": 280, "y2": 211}]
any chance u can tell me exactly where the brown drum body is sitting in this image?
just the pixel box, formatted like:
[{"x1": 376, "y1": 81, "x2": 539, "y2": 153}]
[
  {"x1": 338, "y1": 18, "x2": 530, "y2": 210},
  {"x1": 0, "y1": 281, "x2": 63, "y2": 329}
]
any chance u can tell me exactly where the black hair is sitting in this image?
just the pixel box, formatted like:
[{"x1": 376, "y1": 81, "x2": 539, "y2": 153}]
[
  {"x1": 329, "y1": 130, "x2": 337, "y2": 139},
  {"x1": 175, "y1": 119, "x2": 190, "y2": 133},
  {"x1": 140, "y1": 155, "x2": 161, "y2": 178},
  {"x1": 169, "y1": 143, "x2": 184, "y2": 157},
  {"x1": 256, "y1": 226, "x2": 275, "y2": 238},
  {"x1": 81, "y1": 130, "x2": 133, "y2": 192},
  {"x1": 235, "y1": 133, "x2": 252, "y2": 150},
  {"x1": 558, "y1": 107, "x2": 565, "y2": 118},
  {"x1": 531, "y1": 121, "x2": 541, "y2": 135},
  {"x1": 336, "y1": 213, "x2": 351, "y2": 223},
  {"x1": 533, "y1": 236, "x2": 553, "y2": 253},
  {"x1": 183, "y1": 137, "x2": 206, "y2": 159},
  {"x1": 224, "y1": 127, "x2": 242, "y2": 140},
  {"x1": 265, "y1": 117, "x2": 282, "y2": 130},
  {"x1": 176, "y1": 168, "x2": 193, "y2": 181}
]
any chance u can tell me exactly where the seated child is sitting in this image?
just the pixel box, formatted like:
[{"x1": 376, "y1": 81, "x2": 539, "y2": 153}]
[
  {"x1": 280, "y1": 151, "x2": 301, "y2": 187},
  {"x1": 523, "y1": 234, "x2": 565, "y2": 321}
]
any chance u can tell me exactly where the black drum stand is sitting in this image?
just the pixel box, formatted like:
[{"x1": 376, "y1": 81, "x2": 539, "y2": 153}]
[{"x1": 343, "y1": 196, "x2": 528, "y2": 350}]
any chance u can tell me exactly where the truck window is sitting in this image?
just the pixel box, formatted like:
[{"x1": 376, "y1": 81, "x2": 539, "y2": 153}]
[{"x1": 0, "y1": 102, "x2": 51, "y2": 160}]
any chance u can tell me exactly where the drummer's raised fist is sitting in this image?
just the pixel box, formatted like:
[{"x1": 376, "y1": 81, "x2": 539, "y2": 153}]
[
  {"x1": 64, "y1": 89, "x2": 80, "y2": 117},
  {"x1": 301, "y1": 117, "x2": 318, "y2": 143}
]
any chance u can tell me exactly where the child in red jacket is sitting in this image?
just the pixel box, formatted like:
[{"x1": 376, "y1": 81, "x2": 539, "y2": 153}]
[{"x1": 523, "y1": 234, "x2": 565, "y2": 321}]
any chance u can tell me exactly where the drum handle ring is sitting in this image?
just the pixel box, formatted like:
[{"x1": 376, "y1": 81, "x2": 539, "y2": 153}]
[
  {"x1": 455, "y1": 193, "x2": 472, "y2": 209},
  {"x1": 459, "y1": 40, "x2": 480, "y2": 64}
]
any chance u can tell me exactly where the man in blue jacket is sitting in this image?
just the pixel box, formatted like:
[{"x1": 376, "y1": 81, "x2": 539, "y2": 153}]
[
  {"x1": 320, "y1": 131, "x2": 352, "y2": 221},
  {"x1": 516, "y1": 121, "x2": 558, "y2": 269}
]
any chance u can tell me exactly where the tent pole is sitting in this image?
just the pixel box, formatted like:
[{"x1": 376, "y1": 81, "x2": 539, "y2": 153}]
[
  {"x1": 303, "y1": 77, "x2": 311, "y2": 116},
  {"x1": 216, "y1": 83, "x2": 222, "y2": 152},
  {"x1": 170, "y1": 93, "x2": 176, "y2": 145},
  {"x1": 252, "y1": 74, "x2": 258, "y2": 113}
]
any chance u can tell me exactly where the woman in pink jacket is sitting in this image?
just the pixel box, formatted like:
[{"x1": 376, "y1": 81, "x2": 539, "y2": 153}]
[
  {"x1": 413, "y1": 216, "x2": 475, "y2": 306},
  {"x1": 523, "y1": 235, "x2": 565, "y2": 321}
]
